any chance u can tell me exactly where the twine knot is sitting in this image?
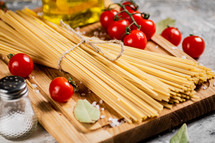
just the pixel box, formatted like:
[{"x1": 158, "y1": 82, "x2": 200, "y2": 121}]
[{"x1": 58, "y1": 20, "x2": 124, "y2": 70}]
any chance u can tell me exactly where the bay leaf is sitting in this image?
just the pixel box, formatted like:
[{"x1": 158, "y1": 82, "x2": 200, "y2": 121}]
[
  {"x1": 170, "y1": 123, "x2": 189, "y2": 143},
  {"x1": 156, "y1": 18, "x2": 176, "y2": 34},
  {"x1": 82, "y1": 99, "x2": 100, "y2": 121},
  {"x1": 74, "y1": 100, "x2": 100, "y2": 123}
]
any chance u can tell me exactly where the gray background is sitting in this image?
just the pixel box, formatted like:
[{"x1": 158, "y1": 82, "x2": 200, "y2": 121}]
[{"x1": 0, "y1": 0, "x2": 215, "y2": 142}]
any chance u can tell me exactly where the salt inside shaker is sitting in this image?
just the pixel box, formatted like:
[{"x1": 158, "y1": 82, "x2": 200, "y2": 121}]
[{"x1": 0, "y1": 76, "x2": 37, "y2": 140}]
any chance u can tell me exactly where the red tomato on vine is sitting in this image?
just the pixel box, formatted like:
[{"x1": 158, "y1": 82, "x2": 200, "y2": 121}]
[
  {"x1": 100, "y1": 9, "x2": 118, "y2": 30},
  {"x1": 123, "y1": 30, "x2": 147, "y2": 50},
  {"x1": 107, "y1": 19, "x2": 130, "y2": 40},
  {"x1": 132, "y1": 15, "x2": 156, "y2": 40},
  {"x1": 120, "y1": 1, "x2": 138, "y2": 11}
]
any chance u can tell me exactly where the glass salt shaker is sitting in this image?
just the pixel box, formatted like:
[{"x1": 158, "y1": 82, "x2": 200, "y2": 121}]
[{"x1": 0, "y1": 76, "x2": 37, "y2": 140}]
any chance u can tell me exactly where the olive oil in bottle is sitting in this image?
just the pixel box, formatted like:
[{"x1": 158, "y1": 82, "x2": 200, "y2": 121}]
[{"x1": 42, "y1": 0, "x2": 104, "y2": 28}]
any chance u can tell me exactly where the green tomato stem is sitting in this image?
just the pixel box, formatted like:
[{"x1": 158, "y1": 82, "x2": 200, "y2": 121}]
[
  {"x1": 126, "y1": 22, "x2": 135, "y2": 35},
  {"x1": 68, "y1": 77, "x2": 77, "y2": 88},
  {"x1": 123, "y1": 0, "x2": 139, "y2": 11},
  {"x1": 130, "y1": 0, "x2": 139, "y2": 11},
  {"x1": 120, "y1": 4, "x2": 141, "y2": 29},
  {"x1": 141, "y1": 12, "x2": 150, "y2": 19},
  {"x1": 114, "y1": 10, "x2": 124, "y2": 21},
  {"x1": 7, "y1": 53, "x2": 14, "y2": 59}
]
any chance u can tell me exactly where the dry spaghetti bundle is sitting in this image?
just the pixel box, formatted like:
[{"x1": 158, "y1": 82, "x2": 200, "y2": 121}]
[{"x1": 0, "y1": 9, "x2": 214, "y2": 123}]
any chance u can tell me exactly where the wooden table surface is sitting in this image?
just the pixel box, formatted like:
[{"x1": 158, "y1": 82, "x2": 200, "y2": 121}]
[{"x1": 1, "y1": 0, "x2": 215, "y2": 143}]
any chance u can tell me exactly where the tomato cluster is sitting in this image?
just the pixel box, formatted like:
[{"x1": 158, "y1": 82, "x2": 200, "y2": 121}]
[
  {"x1": 100, "y1": 1, "x2": 205, "y2": 58},
  {"x1": 100, "y1": 1, "x2": 156, "y2": 50}
]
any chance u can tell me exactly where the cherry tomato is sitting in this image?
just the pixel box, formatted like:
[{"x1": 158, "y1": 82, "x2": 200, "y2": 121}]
[
  {"x1": 8, "y1": 53, "x2": 34, "y2": 78},
  {"x1": 107, "y1": 19, "x2": 130, "y2": 40},
  {"x1": 49, "y1": 77, "x2": 74, "y2": 103},
  {"x1": 123, "y1": 30, "x2": 147, "y2": 50},
  {"x1": 0, "y1": 1, "x2": 7, "y2": 12},
  {"x1": 161, "y1": 27, "x2": 182, "y2": 46},
  {"x1": 182, "y1": 35, "x2": 205, "y2": 58},
  {"x1": 100, "y1": 9, "x2": 118, "y2": 30},
  {"x1": 120, "y1": 1, "x2": 138, "y2": 11},
  {"x1": 132, "y1": 16, "x2": 156, "y2": 40}
]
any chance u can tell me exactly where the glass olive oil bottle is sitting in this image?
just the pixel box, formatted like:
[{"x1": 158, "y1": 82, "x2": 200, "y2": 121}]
[{"x1": 42, "y1": 0, "x2": 104, "y2": 28}]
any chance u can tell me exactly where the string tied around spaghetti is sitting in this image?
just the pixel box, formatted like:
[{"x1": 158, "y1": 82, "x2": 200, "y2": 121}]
[{"x1": 58, "y1": 20, "x2": 124, "y2": 70}]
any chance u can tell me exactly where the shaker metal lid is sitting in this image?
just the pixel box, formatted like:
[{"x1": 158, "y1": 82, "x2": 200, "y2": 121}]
[{"x1": 0, "y1": 76, "x2": 28, "y2": 100}]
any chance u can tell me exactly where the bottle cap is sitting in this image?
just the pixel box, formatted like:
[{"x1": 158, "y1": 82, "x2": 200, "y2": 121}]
[{"x1": 0, "y1": 76, "x2": 28, "y2": 100}]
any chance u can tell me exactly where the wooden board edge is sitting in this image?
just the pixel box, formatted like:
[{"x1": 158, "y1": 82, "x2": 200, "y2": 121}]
[{"x1": 102, "y1": 93, "x2": 215, "y2": 142}]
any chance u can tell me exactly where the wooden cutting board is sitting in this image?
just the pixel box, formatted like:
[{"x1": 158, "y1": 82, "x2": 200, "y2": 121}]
[{"x1": 1, "y1": 19, "x2": 215, "y2": 143}]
